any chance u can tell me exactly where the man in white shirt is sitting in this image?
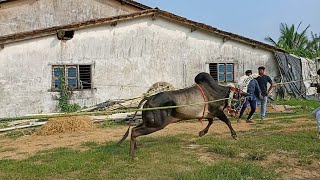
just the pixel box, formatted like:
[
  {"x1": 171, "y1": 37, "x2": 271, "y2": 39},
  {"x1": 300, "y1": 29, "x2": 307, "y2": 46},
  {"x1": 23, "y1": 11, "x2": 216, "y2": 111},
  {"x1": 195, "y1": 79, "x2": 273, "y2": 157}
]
[{"x1": 238, "y1": 70, "x2": 253, "y2": 93}]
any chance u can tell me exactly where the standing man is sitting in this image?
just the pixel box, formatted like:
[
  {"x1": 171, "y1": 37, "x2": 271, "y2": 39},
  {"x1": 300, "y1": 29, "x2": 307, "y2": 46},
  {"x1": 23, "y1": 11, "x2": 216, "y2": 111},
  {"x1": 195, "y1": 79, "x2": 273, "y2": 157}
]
[
  {"x1": 256, "y1": 66, "x2": 274, "y2": 121},
  {"x1": 238, "y1": 70, "x2": 254, "y2": 93},
  {"x1": 238, "y1": 73, "x2": 263, "y2": 123}
]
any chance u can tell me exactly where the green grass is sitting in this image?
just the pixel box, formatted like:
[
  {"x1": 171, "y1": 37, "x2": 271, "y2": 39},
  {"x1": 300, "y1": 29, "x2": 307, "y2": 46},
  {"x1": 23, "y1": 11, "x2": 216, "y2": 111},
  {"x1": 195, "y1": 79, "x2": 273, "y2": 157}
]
[
  {"x1": 196, "y1": 130, "x2": 320, "y2": 164},
  {"x1": 1, "y1": 129, "x2": 317, "y2": 179},
  {"x1": 0, "y1": 122, "x2": 8, "y2": 128},
  {"x1": 275, "y1": 98, "x2": 319, "y2": 110},
  {"x1": 0, "y1": 134, "x2": 276, "y2": 180},
  {"x1": 261, "y1": 124, "x2": 284, "y2": 131},
  {"x1": 175, "y1": 160, "x2": 275, "y2": 180},
  {"x1": 274, "y1": 118, "x2": 296, "y2": 124},
  {"x1": 0, "y1": 115, "x2": 319, "y2": 179},
  {"x1": 4, "y1": 129, "x2": 35, "y2": 139},
  {"x1": 98, "y1": 120, "x2": 124, "y2": 128},
  {"x1": 0, "y1": 136, "x2": 203, "y2": 180}
]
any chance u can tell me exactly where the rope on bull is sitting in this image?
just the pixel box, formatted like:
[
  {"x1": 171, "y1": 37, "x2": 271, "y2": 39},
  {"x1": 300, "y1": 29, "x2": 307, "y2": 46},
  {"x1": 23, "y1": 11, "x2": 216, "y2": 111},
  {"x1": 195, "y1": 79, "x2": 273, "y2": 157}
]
[{"x1": 0, "y1": 98, "x2": 231, "y2": 122}]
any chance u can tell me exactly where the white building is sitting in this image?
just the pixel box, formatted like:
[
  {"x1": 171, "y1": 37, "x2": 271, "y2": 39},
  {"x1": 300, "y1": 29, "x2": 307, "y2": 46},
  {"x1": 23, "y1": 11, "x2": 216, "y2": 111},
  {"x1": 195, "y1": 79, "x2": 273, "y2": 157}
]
[{"x1": 0, "y1": 1, "x2": 286, "y2": 118}]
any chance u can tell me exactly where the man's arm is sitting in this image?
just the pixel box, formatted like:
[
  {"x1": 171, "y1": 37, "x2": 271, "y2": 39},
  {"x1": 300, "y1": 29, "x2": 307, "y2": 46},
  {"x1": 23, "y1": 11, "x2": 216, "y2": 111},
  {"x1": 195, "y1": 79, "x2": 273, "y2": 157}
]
[
  {"x1": 267, "y1": 76, "x2": 274, "y2": 95},
  {"x1": 254, "y1": 80, "x2": 263, "y2": 99},
  {"x1": 255, "y1": 80, "x2": 262, "y2": 93}
]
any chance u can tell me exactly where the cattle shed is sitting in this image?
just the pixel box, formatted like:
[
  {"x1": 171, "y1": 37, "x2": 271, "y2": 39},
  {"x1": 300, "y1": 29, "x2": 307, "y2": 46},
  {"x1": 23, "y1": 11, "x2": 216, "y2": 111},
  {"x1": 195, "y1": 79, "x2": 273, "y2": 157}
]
[{"x1": 0, "y1": 2, "x2": 290, "y2": 118}]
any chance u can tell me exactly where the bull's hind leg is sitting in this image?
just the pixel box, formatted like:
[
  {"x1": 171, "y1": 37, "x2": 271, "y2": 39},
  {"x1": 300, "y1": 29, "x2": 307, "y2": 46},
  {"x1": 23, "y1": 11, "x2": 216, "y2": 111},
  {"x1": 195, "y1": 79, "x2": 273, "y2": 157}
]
[
  {"x1": 130, "y1": 126, "x2": 164, "y2": 159},
  {"x1": 133, "y1": 123, "x2": 144, "y2": 150},
  {"x1": 217, "y1": 112, "x2": 237, "y2": 140},
  {"x1": 199, "y1": 118, "x2": 213, "y2": 137}
]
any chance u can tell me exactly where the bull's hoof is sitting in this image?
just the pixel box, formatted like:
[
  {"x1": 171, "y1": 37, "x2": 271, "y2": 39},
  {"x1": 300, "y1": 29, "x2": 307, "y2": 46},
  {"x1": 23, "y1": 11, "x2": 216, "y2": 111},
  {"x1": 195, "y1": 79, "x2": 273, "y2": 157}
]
[
  {"x1": 199, "y1": 130, "x2": 207, "y2": 137},
  {"x1": 232, "y1": 134, "x2": 238, "y2": 140}
]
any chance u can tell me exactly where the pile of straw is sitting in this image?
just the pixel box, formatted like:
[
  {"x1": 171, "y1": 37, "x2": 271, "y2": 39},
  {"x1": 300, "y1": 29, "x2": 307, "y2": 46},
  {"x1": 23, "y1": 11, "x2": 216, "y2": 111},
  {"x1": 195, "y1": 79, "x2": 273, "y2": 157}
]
[{"x1": 36, "y1": 116, "x2": 94, "y2": 136}]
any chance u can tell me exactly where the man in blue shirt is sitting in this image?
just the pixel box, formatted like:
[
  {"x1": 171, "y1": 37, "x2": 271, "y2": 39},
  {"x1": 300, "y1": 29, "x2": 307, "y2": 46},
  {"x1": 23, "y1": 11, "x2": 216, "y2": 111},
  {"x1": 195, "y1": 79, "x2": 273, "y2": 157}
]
[
  {"x1": 238, "y1": 71, "x2": 263, "y2": 123},
  {"x1": 256, "y1": 66, "x2": 274, "y2": 122}
]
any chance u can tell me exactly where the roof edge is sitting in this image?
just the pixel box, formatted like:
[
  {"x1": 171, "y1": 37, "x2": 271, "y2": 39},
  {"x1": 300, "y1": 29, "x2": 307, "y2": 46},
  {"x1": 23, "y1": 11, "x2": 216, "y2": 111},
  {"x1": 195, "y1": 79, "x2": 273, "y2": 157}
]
[
  {"x1": 0, "y1": 0, "x2": 151, "y2": 9},
  {"x1": 120, "y1": 0, "x2": 151, "y2": 10},
  {"x1": 0, "y1": 10, "x2": 158, "y2": 44},
  {"x1": 0, "y1": 9, "x2": 285, "y2": 53}
]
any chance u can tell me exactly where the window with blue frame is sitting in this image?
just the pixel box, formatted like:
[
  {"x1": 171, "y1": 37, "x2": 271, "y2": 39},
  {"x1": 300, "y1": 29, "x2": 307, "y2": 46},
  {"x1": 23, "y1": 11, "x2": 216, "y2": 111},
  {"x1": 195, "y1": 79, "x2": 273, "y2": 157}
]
[
  {"x1": 209, "y1": 63, "x2": 234, "y2": 82},
  {"x1": 52, "y1": 65, "x2": 92, "y2": 90}
]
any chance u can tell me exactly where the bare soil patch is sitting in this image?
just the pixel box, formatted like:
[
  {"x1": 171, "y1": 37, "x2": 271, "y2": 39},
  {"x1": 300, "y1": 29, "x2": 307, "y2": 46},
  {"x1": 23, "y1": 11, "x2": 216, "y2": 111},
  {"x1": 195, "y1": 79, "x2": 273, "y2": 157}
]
[
  {"x1": 0, "y1": 120, "x2": 252, "y2": 160},
  {"x1": 0, "y1": 116, "x2": 317, "y2": 179},
  {"x1": 0, "y1": 117, "x2": 315, "y2": 160}
]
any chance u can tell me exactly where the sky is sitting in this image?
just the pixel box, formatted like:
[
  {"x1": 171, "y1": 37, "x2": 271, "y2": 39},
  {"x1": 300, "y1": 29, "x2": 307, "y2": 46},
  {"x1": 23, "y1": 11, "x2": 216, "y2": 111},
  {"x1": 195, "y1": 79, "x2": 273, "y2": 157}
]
[{"x1": 138, "y1": 0, "x2": 320, "y2": 43}]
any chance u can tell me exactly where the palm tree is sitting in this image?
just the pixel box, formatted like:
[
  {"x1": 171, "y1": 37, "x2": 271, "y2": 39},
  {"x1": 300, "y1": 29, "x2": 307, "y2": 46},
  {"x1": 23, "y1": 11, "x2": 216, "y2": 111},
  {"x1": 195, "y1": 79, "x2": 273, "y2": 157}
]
[
  {"x1": 265, "y1": 22, "x2": 311, "y2": 58},
  {"x1": 306, "y1": 32, "x2": 320, "y2": 59}
]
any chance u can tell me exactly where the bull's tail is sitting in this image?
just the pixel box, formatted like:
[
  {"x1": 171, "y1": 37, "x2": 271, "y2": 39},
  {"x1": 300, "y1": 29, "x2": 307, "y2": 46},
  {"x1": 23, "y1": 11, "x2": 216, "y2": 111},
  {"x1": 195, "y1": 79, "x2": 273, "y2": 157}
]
[
  {"x1": 117, "y1": 126, "x2": 131, "y2": 145},
  {"x1": 116, "y1": 96, "x2": 151, "y2": 145}
]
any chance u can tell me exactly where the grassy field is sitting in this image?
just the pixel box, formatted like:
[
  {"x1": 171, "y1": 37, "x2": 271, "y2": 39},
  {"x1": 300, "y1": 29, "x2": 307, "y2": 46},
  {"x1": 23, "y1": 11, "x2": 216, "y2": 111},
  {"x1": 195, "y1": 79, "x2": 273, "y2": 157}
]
[
  {"x1": 0, "y1": 100, "x2": 319, "y2": 180},
  {"x1": 275, "y1": 98, "x2": 319, "y2": 109}
]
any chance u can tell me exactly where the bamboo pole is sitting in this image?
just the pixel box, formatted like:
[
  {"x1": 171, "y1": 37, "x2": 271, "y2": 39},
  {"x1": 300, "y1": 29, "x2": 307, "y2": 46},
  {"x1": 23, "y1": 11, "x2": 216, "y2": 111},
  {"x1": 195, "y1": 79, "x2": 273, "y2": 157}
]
[{"x1": 0, "y1": 122, "x2": 46, "y2": 133}]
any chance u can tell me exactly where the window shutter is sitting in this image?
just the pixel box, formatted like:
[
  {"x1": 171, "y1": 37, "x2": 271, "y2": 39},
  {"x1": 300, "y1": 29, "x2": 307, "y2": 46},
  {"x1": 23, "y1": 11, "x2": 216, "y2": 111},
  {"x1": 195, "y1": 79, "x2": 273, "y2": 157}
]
[
  {"x1": 79, "y1": 65, "x2": 92, "y2": 89},
  {"x1": 209, "y1": 63, "x2": 218, "y2": 80}
]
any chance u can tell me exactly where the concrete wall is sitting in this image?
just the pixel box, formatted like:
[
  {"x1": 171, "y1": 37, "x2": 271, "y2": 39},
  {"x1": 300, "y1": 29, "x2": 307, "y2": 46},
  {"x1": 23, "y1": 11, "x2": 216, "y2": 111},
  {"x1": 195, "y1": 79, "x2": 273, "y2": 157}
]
[
  {"x1": 0, "y1": 0, "x2": 141, "y2": 36},
  {"x1": 0, "y1": 16, "x2": 278, "y2": 118}
]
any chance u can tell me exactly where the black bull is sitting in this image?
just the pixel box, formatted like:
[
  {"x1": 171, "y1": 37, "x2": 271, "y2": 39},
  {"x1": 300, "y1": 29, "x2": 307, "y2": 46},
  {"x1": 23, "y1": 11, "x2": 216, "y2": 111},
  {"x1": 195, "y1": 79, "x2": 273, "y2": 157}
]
[{"x1": 118, "y1": 72, "x2": 240, "y2": 158}]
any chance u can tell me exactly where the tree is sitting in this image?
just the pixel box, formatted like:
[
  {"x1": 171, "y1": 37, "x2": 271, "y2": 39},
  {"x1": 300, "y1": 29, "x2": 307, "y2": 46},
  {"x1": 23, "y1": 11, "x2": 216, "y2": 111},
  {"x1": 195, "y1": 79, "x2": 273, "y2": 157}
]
[
  {"x1": 306, "y1": 32, "x2": 320, "y2": 58},
  {"x1": 265, "y1": 22, "x2": 319, "y2": 59}
]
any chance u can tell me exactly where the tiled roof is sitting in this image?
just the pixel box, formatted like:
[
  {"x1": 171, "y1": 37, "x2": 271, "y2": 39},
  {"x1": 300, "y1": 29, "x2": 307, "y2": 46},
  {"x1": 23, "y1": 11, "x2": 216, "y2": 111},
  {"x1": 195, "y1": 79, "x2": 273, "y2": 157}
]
[{"x1": 0, "y1": 9, "x2": 284, "y2": 52}]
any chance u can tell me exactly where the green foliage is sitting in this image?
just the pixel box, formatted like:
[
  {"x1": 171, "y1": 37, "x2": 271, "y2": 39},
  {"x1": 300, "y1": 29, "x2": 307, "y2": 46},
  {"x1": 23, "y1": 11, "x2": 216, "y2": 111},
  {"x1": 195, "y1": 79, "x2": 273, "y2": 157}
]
[
  {"x1": 265, "y1": 22, "x2": 320, "y2": 59},
  {"x1": 57, "y1": 76, "x2": 81, "y2": 113}
]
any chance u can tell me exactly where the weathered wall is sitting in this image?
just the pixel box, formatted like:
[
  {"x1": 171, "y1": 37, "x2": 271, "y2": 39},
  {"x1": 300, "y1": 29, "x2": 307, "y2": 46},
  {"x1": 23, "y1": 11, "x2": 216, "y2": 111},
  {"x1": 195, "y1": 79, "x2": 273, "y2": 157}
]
[
  {"x1": 0, "y1": 0, "x2": 141, "y2": 36},
  {"x1": 0, "y1": 16, "x2": 278, "y2": 118}
]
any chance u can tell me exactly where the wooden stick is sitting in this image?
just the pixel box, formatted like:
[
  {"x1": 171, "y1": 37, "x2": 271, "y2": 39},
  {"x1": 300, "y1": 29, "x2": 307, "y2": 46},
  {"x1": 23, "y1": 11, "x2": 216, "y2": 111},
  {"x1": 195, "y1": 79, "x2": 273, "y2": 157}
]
[{"x1": 0, "y1": 122, "x2": 46, "y2": 133}]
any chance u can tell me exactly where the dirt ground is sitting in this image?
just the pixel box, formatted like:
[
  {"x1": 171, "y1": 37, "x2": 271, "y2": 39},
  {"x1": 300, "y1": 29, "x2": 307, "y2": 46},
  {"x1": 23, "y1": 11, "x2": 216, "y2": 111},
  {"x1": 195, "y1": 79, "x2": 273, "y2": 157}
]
[
  {"x1": 0, "y1": 117, "x2": 313, "y2": 160},
  {"x1": 0, "y1": 120, "x2": 240, "y2": 160},
  {"x1": 0, "y1": 117, "x2": 318, "y2": 179}
]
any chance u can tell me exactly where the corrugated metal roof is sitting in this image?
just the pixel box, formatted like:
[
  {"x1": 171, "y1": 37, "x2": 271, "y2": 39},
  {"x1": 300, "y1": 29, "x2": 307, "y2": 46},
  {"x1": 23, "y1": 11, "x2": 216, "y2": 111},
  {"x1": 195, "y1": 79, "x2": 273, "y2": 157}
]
[{"x1": 0, "y1": 9, "x2": 284, "y2": 52}]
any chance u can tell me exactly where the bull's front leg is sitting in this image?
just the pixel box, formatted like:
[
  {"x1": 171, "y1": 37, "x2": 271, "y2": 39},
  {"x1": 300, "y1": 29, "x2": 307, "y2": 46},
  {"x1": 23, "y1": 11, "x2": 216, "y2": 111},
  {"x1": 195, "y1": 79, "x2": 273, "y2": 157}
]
[
  {"x1": 199, "y1": 118, "x2": 213, "y2": 137},
  {"x1": 217, "y1": 112, "x2": 237, "y2": 140}
]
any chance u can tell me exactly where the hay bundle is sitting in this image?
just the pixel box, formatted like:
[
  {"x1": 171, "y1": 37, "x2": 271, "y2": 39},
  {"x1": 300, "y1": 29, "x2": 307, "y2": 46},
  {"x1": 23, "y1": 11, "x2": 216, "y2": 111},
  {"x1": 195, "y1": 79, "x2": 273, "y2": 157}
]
[
  {"x1": 102, "y1": 82, "x2": 175, "y2": 111},
  {"x1": 146, "y1": 82, "x2": 175, "y2": 95},
  {"x1": 36, "y1": 116, "x2": 94, "y2": 136}
]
